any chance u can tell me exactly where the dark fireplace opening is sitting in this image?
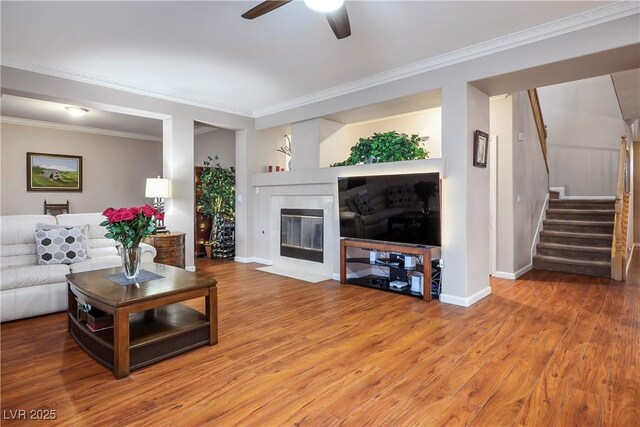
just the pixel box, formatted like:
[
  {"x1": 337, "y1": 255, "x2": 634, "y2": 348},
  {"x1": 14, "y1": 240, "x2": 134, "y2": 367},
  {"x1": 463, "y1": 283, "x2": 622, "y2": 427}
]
[{"x1": 280, "y1": 208, "x2": 324, "y2": 263}]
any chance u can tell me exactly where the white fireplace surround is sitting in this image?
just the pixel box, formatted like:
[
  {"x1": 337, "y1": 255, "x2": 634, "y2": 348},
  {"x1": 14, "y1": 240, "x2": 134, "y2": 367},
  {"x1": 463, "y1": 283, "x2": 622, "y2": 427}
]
[{"x1": 269, "y1": 195, "x2": 334, "y2": 279}]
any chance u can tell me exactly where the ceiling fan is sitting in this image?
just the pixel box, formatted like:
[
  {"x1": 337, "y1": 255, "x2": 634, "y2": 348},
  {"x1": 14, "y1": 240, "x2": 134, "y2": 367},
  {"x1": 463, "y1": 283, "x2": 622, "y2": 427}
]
[{"x1": 242, "y1": 0, "x2": 351, "y2": 40}]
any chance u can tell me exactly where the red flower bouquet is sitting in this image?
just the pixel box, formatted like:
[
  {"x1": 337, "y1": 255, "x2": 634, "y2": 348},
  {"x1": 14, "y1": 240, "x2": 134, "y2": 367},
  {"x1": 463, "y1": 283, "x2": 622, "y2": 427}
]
[{"x1": 100, "y1": 205, "x2": 163, "y2": 248}]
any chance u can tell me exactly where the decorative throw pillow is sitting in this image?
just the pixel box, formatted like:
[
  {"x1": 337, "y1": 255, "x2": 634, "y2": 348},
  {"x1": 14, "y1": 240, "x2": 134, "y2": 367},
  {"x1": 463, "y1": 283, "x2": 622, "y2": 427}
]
[
  {"x1": 388, "y1": 184, "x2": 416, "y2": 208},
  {"x1": 353, "y1": 190, "x2": 375, "y2": 215},
  {"x1": 35, "y1": 225, "x2": 89, "y2": 265}
]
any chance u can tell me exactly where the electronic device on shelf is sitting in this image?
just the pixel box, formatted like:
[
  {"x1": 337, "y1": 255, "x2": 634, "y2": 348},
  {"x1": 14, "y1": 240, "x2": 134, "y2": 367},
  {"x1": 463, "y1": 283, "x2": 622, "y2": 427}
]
[
  {"x1": 389, "y1": 280, "x2": 409, "y2": 289},
  {"x1": 375, "y1": 259, "x2": 402, "y2": 267}
]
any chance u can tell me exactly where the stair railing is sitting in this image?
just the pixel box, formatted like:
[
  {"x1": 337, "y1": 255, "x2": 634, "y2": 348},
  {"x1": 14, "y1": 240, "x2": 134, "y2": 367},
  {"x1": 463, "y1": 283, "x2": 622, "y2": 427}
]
[
  {"x1": 528, "y1": 88, "x2": 549, "y2": 173},
  {"x1": 611, "y1": 135, "x2": 630, "y2": 281}
]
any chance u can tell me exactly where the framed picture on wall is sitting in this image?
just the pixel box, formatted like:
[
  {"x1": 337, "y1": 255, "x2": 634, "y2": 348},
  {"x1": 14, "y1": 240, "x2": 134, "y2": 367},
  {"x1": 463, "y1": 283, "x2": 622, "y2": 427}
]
[
  {"x1": 27, "y1": 152, "x2": 83, "y2": 192},
  {"x1": 473, "y1": 130, "x2": 489, "y2": 168}
]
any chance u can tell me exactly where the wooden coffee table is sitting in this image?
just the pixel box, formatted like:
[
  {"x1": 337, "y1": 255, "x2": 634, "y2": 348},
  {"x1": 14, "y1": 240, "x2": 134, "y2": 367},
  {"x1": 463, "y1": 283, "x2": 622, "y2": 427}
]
[{"x1": 67, "y1": 262, "x2": 217, "y2": 379}]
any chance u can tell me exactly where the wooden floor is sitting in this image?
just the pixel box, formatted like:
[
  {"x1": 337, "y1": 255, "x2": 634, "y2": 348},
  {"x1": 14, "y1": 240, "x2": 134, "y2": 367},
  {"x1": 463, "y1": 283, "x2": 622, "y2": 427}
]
[{"x1": 1, "y1": 254, "x2": 639, "y2": 426}]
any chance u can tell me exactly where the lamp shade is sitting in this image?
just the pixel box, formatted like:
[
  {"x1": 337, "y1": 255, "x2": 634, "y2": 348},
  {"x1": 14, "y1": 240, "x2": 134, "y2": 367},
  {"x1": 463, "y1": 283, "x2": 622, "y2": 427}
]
[{"x1": 145, "y1": 178, "x2": 171, "y2": 198}]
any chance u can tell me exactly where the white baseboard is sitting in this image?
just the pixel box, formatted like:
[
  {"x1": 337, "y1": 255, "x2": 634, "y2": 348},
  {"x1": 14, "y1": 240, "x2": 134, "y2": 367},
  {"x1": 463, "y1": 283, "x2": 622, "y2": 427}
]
[
  {"x1": 626, "y1": 248, "x2": 634, "y2": 277},
  {"x1": 531, "y1": 194, "x2": 549, "y2": 259},
  {"x1": 515, "y1": 263, "x2": 533, "y2": 278},
  {"x1": 185, "y1": 266, "x2": 196, "y2": 272},
  {"x1": 492, "y1": 263, "x2": 532, "y2": 280},
  {"x1": 439, "y1": 286, "x2": 492, "y2": 307},
  {"x1": 561, "y1": 195, "x2": 616, "y2": 200},
  {"x1": 234, "y1": 256, "x2": 273, "y2": 265},
  {"x1": 493, "y1": 271, "x2": 516, "y2": 280},
  {"x1": 331, "y1": 273, "x2": 341, "y2": 281},
  {"x1": 549, "y1": 187, "x2": 566, "y2": 198}
]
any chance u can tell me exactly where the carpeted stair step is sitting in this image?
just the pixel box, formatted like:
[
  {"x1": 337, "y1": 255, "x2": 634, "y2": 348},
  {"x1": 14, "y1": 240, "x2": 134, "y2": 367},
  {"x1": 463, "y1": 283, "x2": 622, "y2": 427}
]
[
  {"x1": 539, "y1": 230, "x2": 612, "y2": 248},
  {"x1": 533, "y1": 254, "x2": 611, "y2": 277},
  {"x1": 546, "y1": 208, "x2": 615, "y2": 222},
  {"x1": 548, "y1": 199, "x2": 615, "y2": 210},
  {"x1": 536, "y1": 242, "x2": 610, "y2": 262},
  {"x1": 543, "y1": 219, "x2": 614, "y2": 234}
]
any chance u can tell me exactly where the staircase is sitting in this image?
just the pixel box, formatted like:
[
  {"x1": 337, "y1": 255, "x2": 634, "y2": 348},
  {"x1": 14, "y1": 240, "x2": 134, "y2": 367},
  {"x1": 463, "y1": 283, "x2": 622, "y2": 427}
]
[{"x1": 533, "y1": 198, "x2": 615, "y2": 277}]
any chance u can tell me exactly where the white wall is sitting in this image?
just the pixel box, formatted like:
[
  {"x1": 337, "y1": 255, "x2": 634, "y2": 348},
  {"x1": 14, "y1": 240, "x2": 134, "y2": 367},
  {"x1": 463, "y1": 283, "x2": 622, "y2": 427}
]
[
  {"x1": 538, "y1": 75, "x2": 631, "y2": 196},
  {"x1": 194, "y1": 128, "x2": 235, "y2": 168},
  {"x1": 490, "y1": 96, "x2": 515, "y2": 274},
  {"x1": 319, "y1": 108, "x2": 442, "y2": 168},
  {"x1": 0, "y1": 123, "x2": 162, "y2": 215}
]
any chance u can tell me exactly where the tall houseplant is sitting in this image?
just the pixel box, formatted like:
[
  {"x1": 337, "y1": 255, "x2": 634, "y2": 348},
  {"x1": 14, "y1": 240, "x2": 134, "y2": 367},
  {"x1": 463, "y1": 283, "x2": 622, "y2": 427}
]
[
  {"x1": 197, "y1": 156, "x2": 236, "y2": 258},
  {"x1": 331, "y1": 131, "x2": 429, "y2": 166}
]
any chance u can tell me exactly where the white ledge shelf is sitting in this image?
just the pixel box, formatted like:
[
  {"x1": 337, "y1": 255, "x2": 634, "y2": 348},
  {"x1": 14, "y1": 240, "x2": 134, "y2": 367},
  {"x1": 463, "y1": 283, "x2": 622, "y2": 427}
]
[{"x1": 252, "y1": 158, "x2": 446, "y2": 188}]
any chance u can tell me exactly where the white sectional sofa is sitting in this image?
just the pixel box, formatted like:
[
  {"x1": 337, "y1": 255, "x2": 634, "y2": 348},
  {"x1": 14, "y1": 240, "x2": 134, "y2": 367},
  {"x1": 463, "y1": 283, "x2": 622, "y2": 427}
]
[{"x1": 1, "y1": 213, "x2": 157, "y2": 322}]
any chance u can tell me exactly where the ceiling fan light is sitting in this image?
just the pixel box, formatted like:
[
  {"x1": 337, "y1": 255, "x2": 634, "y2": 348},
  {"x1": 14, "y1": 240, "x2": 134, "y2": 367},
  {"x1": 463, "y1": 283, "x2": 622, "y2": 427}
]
[
  {"x1": 304, "y1": 0, "x2": 344, "y2": 13},
  {"x1": 65, "y1": 106, "x2": 89, "y2": 117}
]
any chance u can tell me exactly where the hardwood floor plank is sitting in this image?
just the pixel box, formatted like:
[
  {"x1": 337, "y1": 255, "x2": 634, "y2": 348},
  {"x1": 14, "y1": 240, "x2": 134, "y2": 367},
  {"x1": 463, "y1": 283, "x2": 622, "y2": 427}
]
[{"x1": 1, "y1": 257, "x2": 638, "y2": 426}]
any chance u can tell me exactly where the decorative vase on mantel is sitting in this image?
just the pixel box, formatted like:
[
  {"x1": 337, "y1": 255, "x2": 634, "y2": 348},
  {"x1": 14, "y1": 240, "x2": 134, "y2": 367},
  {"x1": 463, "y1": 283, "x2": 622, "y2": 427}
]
[{"x1": 119, "y1": 245, "x2": 142, "y2": 279}]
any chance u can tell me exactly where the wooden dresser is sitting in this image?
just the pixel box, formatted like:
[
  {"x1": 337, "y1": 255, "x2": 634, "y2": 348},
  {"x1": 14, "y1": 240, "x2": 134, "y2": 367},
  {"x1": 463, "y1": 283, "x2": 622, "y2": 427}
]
[{"x1": 143, "y1": 232, "x2": 185, "y2": 269}]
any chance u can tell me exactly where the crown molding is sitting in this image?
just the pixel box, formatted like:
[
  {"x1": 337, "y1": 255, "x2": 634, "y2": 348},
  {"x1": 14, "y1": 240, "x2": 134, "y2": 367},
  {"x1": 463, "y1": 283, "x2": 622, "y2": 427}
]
[
  {"x1": 0, "y1": 57, "x2": 254, "y2": 118},
  {"x1": 0, "y1": 116, "x2": 162, "y2": 142},
  {"x1": 252, "y1": 1, "x2": 639, "y2": 117},
  {"x1": 1, "y1": 2, "x2": 637, "y2": 119}
]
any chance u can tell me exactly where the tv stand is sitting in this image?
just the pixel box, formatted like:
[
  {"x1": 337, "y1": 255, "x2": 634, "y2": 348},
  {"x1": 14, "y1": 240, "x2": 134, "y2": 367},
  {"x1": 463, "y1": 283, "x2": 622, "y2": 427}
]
[{"x1": 340, "y1": 238, "x2": 436, "y2": 301}]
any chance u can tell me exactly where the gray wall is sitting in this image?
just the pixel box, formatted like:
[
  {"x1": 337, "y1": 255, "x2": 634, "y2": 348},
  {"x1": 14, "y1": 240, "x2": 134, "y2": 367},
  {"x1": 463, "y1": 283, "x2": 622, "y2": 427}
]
[
  {"x1": 194, "y1": 128, "x2": 236, "y2": 168},
  {"x1": 539, "y1": 75, "x2": 631, "y2": 197},
  {"x1": 512, "y1": 92, "x2": 549, "y2": 272},
  {"x1": 490, "y1": 91, "x2": 548, "y2": 276},
  {"x1": 0, "y1": 123, "x2": 162, "y2": 214}
]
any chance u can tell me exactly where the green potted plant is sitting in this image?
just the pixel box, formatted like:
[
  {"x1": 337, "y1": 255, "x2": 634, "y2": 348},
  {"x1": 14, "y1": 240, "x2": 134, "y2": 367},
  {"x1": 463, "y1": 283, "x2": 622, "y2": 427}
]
[
  {"x1": 197, "y1": 156, "x2": 236, "y2": 259},
  {"x1": 331, "y1": 131, "x2": 429, "y2": 166}
]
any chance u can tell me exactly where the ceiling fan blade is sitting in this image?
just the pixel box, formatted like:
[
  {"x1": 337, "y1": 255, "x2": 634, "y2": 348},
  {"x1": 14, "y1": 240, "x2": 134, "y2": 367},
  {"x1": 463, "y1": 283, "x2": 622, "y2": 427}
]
[
  {"x1": 326, "y1": 3, "x2": 351, "y2": 39},
  {"x1": 242, "y1": 0, "x2": 292, "y2": 20}
]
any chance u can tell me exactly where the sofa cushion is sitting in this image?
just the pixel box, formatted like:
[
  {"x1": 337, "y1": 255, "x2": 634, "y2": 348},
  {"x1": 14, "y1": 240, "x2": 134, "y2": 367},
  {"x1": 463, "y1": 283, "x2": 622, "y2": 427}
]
[
  {"x1": 35, "y1": 225, "x2": 89, "y2": 265},
  {"x1": 0, "y1": 263, "x2": 70, "y2": 291},
  {"x1": 56, "y1": 213, "x2": 109, "y2": 239},
  {"x1": 69, "y1": 255, "x2": 122, "y2": 274},
  {"x1": 0, "y1": 215, "x2": 56, "y2": 245},
  {"x1": 353, "y1": 190, "x2": 375, "y2": 215}
]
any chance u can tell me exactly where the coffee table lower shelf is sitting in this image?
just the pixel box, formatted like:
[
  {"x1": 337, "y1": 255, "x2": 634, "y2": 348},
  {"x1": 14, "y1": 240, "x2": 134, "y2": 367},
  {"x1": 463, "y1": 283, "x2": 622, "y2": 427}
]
[{"x1": 69, "y1": 303, "x2": 210, "y2": 372}]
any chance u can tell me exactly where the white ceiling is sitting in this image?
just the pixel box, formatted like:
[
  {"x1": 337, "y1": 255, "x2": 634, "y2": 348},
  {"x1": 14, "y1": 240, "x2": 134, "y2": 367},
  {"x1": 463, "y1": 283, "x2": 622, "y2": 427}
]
[
  {"x1": 0, "y1": 95, "x2": 218, "y2": 139},
  {"x1": 0, "y1": 1, "x2": 614, "y2": 117},
  {"x1": 0, "y1": 95, "x2": 163, "y2": 138}
]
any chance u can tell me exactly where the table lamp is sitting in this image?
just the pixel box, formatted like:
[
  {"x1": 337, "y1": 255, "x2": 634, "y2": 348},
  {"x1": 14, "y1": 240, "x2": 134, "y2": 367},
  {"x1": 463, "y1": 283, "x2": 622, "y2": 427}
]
[{"x1": 145, "y1": 176, "x2": 171, "y2": 234}]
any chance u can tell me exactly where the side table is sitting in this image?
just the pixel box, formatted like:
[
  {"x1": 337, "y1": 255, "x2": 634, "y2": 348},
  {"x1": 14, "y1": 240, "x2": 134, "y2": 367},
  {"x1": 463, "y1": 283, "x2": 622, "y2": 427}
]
[{"x1": 144, "y1": 232, "x2": 185, "y2": 268}]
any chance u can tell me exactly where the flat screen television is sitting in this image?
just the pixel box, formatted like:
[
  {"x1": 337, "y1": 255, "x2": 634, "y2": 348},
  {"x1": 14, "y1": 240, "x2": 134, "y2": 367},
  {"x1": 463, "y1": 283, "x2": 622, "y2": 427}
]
[{"x1": 337, "y1": 172, "x2": 440, "y2": 246}]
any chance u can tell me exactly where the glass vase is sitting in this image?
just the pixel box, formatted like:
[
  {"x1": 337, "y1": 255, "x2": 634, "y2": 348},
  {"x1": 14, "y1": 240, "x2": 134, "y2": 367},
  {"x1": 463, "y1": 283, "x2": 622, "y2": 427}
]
[{"x1": 119, "y1": 245, "x2": 142, "y2": 280}]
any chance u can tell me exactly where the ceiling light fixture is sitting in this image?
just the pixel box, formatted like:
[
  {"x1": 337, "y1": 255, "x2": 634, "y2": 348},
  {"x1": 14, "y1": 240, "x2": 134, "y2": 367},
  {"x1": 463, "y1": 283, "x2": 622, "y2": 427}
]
[
  {"x1": 65, "y1": 107, "x2": 89, "y2": 117},
  {"x1": 304, "y1": 0, "x2": 344, "y2": 13}
]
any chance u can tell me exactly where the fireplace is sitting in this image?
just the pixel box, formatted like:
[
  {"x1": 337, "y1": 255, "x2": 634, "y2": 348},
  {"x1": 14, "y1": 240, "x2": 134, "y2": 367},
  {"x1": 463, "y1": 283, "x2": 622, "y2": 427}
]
[{"x1": 280, "y1": 208, "x2": 324, "y2": 263}]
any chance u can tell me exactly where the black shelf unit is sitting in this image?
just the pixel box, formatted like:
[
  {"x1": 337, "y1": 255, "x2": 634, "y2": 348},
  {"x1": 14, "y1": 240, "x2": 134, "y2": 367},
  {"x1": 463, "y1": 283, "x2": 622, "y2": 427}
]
[
  {"x1": 340, "y1": 239, "x2": 437, "y2": 302},
  {"x1": 347, "y1": 275, "x2": 423, "y2": 298}
]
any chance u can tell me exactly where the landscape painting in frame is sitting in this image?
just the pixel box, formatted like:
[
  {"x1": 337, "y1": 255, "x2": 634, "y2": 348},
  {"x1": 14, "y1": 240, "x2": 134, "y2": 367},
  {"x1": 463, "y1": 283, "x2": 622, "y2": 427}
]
[{"x1": 27, "y1": 152, "x2": 83, "y2": 192}]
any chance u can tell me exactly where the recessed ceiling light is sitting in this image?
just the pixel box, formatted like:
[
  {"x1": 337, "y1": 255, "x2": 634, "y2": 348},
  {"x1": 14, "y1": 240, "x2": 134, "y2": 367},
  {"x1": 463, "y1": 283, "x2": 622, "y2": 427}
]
[
  {"x1": 304, "y1": 0, "x2": 344, "y2": 13},
  {"x1": 65, "y1": 107, "x2": 89, "y2": 117}
]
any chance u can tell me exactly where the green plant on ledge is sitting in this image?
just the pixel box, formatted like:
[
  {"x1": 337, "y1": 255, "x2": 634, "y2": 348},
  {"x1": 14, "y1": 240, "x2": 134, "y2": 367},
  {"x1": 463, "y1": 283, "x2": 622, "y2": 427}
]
[
  {"x1": 197, "y1": 155, "x2": 235, "y2": 258},
  {"x1": 331, "y1": 131, "x2": 429, "y2": 166}
]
